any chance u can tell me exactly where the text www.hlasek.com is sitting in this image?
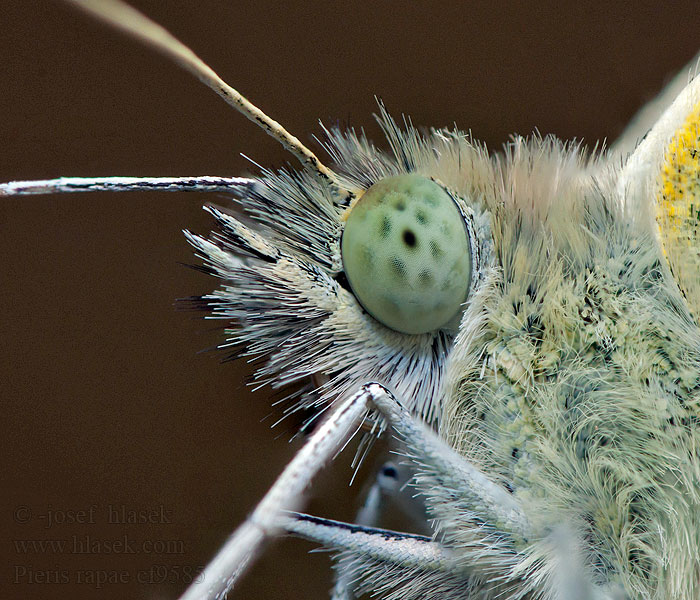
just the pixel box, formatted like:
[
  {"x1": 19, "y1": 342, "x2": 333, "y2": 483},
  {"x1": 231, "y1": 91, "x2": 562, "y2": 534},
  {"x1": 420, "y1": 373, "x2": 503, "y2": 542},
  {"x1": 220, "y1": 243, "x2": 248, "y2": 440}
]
[{"x1": 14, "y1": 534, "x2": 184, "y2": 555}]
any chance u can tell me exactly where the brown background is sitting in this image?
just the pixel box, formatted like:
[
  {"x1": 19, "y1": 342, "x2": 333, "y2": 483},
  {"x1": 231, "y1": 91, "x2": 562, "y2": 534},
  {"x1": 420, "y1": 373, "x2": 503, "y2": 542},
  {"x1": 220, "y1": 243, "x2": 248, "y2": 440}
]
[{"x1": 2, "y1": 2, "x2": 699, "y2": 599}]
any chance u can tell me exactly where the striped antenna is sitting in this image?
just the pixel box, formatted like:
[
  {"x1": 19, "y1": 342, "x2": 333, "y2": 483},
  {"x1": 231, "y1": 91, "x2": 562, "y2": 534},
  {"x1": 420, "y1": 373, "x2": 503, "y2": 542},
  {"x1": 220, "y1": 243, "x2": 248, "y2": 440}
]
[
  {"x1": 0, "y1": 176, "x2": 259, "y2": 197},
  {"x1": 62, "y1": 0, "x2": 352, "y2": 197}
]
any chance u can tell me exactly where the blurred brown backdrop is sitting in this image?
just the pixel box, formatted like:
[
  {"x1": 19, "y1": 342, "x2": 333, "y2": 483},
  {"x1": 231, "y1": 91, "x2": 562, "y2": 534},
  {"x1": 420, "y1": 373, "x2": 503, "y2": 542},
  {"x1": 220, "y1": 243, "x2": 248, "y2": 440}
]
[{"x1": 1, "y1": 1, "x2": 699, "y2": 599}]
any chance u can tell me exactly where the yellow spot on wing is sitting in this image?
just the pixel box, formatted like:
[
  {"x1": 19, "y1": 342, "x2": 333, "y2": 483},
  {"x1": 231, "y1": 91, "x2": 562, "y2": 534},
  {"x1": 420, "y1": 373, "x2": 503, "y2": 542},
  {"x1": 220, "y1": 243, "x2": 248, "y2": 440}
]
[{"x1": 658, "y1": 101, "x2": 700, "y2": 319}]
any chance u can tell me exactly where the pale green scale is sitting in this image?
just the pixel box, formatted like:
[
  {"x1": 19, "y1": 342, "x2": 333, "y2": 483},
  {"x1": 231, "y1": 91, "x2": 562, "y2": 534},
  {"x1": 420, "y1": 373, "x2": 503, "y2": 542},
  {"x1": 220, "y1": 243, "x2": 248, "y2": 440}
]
[{"x1": 341, "y1": 174, "x2": 472, "y2": 334}]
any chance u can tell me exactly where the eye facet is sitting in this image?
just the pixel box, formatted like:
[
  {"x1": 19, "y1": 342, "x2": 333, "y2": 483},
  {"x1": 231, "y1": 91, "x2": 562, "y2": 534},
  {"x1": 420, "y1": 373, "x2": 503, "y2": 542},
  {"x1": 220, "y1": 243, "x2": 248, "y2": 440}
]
[{"x1": 341, "y1": 174, "x2": 472, "y2": 334}]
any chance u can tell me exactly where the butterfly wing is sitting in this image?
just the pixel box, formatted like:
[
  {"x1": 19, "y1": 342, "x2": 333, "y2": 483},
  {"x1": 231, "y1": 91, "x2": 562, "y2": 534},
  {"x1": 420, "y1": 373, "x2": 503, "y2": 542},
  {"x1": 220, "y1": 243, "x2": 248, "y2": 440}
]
[
  {"x1": 611, "y1": 52, "x2": 700, "y2": 161},
  {"x1": 617, "y1": 60, "x2": 700, "y2": 323}
]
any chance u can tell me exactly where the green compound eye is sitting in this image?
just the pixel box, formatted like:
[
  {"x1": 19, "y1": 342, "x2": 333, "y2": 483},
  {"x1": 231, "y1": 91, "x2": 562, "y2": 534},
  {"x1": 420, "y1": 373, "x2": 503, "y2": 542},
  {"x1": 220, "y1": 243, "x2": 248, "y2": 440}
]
[{"x1": 341, "y1": 174, "x2": 472, "y2": 334}]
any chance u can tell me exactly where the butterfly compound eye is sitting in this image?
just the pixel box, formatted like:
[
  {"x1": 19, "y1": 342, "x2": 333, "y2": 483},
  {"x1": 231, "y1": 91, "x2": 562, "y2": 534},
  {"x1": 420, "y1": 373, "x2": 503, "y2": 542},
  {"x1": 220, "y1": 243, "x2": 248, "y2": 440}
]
[{"x1": 341, "y1": 174, "x2": 472, "y2": 334}]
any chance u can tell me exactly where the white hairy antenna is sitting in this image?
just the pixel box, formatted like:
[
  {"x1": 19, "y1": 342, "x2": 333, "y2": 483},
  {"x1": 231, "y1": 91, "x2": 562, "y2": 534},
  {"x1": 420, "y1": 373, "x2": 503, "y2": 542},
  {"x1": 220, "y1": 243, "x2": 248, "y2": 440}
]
[{"x1": 62, "y1": 0, "x2": 352, "y2": 197}]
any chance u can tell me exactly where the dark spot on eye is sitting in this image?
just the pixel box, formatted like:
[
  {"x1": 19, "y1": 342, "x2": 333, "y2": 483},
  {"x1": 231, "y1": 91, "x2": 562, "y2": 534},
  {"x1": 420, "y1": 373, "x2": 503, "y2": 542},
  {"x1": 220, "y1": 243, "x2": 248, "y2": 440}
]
[
  {"x1": 360, "y1": 246, "x2": 375, "y2": 270},
  {"x1": 390, "y1": 257, "x2": 407, "y2": 279},
  {"x1": 402, "y1": 229, "x2": 417, "y2": 248},
  {"x1": 418, "y1": 269, "x2": 433, "y2": 288},
  {"x1": 415, "y1": 210, "x2": 428, "y2": 225},
  {"x1": 379, "y1": 215, "x2": 392, "y2": 238},
  {"x1": 430, "y1": 240, "x2": 444, "y2": 259}
]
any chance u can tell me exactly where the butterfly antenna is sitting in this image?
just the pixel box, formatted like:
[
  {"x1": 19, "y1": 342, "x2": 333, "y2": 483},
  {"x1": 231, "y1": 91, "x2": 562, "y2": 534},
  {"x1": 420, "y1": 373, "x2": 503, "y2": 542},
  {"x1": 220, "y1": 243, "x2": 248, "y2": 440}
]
[{"x1": 64, "y1": 0, "x2": 352, "y2": 198}]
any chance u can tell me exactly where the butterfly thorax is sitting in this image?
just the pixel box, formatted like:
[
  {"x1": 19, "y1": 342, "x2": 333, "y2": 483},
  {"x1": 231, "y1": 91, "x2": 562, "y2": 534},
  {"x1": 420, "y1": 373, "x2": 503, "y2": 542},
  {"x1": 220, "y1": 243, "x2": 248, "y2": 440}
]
[{"x1": 442, "y1": 139, "x2": 700, "y2": 597}]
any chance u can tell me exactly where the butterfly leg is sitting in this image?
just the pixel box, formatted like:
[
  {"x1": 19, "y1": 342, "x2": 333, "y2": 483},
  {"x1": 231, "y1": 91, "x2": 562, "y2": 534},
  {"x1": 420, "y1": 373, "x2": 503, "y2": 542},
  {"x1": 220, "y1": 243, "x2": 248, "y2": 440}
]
[
  {"x1": 287, "y1": 513, "x2": 473, "y2": 599},
  {"x1": 289, "y1": 511, "x2": 613, "y2": 600},
  {"x1": 178, "y1": 385, "x2": 374, "y2": 600},
  {"x1": 330, "y1": 460, "x2": 423, "y2": 600},
  {"x1": 306, "y1": 382, "x2": 533, "y2": 599},
  {"x1": 364, "y1": 383, "x2": 531, "y2": 540}
]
